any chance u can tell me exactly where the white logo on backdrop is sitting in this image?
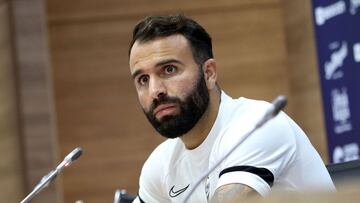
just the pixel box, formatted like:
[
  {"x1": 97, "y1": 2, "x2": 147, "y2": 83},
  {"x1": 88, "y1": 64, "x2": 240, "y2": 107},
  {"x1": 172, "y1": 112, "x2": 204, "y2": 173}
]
[
  {"x1": 325, "y1": 41, "x2": 347, "y2": 80},
  {"x1": 332, "y1": 87, "x2": 352, "y2": 134},
  {"x1": 315, "y1": 1, "x2": 346, "y2": 26},
  {"x1": 350, "y1": 0, "x2": 360, "y2": 15},
  {"x1": 333, "y1": 143, "x2": 359, "y2": 163},
  {"x1": 354, "y1": 43, "x2": 360, "y2": 62}
]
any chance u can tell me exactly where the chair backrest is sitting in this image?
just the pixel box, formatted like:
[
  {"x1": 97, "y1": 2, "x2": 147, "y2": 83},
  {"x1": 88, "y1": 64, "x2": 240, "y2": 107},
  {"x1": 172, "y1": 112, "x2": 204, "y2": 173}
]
[
  {"x1": 326, "y1": 159, "x2": 360, "y2": 186},
  {"x1": 114, "y1": 189, "x2": 136, "y2": 203}
]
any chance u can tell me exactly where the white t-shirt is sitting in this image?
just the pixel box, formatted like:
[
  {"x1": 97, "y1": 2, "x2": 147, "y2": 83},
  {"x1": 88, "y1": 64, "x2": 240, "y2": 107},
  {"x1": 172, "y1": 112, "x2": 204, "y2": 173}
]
[{"x1": 135, "y1": 91, "x2": 335, "y2": 203}]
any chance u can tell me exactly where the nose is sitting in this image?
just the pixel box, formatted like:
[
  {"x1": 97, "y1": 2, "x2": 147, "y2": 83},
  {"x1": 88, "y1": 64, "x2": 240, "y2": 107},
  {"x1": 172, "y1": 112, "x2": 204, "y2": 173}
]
[{"x1": 149, "y1": 77, "x2": 167, "y2": 99}]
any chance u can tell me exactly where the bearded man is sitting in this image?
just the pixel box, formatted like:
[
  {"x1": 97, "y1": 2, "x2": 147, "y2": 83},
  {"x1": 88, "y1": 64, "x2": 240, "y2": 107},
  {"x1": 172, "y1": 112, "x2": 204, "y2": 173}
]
[{"x1": 128, "y1": 14, "x2": 335, "y2": 203}]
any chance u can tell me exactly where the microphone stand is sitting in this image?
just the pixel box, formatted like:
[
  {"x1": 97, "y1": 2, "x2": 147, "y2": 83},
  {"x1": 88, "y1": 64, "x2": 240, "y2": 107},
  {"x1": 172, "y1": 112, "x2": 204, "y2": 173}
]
[
  {"x1": 182, "y1": 96, "x2": 287, "y2": 203},
  {"x1": 20, "y1": 147, "x2": 83, "y2": 203},
  {"x1": 20, "y1": 170, "x2": 58, "y2": 203}
]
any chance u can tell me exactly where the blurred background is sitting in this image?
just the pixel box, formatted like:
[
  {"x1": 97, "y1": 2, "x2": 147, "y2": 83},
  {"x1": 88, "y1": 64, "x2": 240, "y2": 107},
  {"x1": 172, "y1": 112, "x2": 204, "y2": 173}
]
[{"x1": 1, "y1": 0, "x2": 359, "y2": 202}]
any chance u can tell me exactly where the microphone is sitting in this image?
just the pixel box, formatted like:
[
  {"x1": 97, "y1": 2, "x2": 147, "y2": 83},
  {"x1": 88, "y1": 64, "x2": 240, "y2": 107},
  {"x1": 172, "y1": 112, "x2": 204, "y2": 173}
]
[
  {"x1": 255, "y1": 95, "x2": 287, "y2": 128},
  {"x1": 20, "y1": 147, "x2": 83, "y2": 203},
  {"x1": 182, "y1": 96, "x2": 287, "y2": 203},
  {"x1": 56, "y1": 147, "x2": 82, "y2": 173}
]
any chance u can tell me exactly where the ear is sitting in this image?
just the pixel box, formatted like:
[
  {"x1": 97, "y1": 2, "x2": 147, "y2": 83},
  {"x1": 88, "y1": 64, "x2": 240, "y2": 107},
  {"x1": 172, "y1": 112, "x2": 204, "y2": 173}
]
[{"x1": 202, "y1": 58, "x2": 218, "y2": 90}]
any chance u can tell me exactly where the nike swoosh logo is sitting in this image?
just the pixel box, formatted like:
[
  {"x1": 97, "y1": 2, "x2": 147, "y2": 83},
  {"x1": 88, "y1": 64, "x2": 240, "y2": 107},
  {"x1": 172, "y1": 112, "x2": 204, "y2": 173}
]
[{"x1": 169, "y1": 184, "x2": 190, "y2": 198}]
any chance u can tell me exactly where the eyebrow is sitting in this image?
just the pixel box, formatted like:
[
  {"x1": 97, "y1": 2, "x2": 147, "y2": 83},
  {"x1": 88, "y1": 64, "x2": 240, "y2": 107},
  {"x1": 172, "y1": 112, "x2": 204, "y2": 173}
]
[{"x1": 131, "y1": 59, "x2": 184, "y2": 79}]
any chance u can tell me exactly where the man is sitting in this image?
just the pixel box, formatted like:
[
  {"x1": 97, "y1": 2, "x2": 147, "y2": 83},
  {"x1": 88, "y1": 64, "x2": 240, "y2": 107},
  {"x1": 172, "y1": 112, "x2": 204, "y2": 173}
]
[{"x1": 128, "y1": 14, "x2": 335, "y2": 203}]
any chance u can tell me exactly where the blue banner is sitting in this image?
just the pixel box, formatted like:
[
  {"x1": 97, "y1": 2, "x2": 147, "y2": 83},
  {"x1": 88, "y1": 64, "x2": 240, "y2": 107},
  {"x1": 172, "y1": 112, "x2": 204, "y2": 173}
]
[{"x1": 312, "y1": 0, "x2": 360, "y2": 163}]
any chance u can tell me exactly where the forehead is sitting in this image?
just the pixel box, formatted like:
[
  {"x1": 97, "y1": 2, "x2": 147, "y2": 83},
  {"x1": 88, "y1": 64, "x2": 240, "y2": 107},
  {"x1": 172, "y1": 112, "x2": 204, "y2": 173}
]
[{"x1": 129, "y1": 34, "x2": 193, "y2": 71}]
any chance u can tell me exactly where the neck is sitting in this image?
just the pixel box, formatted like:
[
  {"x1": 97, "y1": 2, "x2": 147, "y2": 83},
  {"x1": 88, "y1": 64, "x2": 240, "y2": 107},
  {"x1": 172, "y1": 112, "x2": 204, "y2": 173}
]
[{"x1": 180, "y1": 89, "x2": 221, "y2": 149}]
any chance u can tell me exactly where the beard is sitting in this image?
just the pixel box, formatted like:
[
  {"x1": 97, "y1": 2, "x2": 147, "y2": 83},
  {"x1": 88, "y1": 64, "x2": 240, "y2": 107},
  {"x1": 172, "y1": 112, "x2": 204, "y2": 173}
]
[{"x1": 143, "y1": 70, "x2": 210, "y2": 139}]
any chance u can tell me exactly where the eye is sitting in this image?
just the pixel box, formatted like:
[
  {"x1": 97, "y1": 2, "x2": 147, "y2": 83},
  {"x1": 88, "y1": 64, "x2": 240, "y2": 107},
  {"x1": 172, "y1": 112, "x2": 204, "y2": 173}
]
[
  {"x1": 138, "y1": 75, "x2": 149, "y2": 86},
  {"x1": 164, "y1": 65, "x2": 177, "y2": 74}
]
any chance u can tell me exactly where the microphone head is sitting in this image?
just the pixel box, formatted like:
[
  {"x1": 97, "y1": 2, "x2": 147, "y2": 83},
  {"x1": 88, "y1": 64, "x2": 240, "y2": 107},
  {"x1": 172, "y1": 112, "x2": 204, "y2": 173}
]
[
  {"x1": 271, "y1": 95, "x2": 287, "y2": 116},
  {"x1": 70, "y1": 147, "x2": 83, "y2": 162},
  {"x1": 64, "y1": 147, "x2": 83, "y2": 163}
]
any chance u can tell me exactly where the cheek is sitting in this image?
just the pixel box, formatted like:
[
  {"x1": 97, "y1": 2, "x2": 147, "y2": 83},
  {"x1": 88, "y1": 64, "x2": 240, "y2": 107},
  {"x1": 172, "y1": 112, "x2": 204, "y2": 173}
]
[
  {"x1": 181, "y1": 74, "x2": 198, "y2": 93},
  {"x1": 137, "y1": 91, "x2": 151, "y2": 111},
  {"x1": 167, "y1": 81, "x2": 191, "y2": 100},
  {"x1": 168, "y1": 78, "x2": 197, "y2": 100}
]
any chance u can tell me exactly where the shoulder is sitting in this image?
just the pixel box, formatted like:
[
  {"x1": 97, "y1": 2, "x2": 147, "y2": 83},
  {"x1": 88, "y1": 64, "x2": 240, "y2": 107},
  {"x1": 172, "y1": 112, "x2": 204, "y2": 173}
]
[
  {"x1": 220, "y1": 95, "x2": 273, "y2": 125},
  {"x1": 211, "y1": 98, "x2": 301, "y2": 195},
  {"x1": 217, "y1": 94, "x2": 273, "y2": 132},
  {"x1": 219, "y1": 98, "x2": 297, "y2": 156},
  {"x1": 219, "y1": 97, "x2": 279, "y2": 138},
  {"x1": 231, "y1": 97, "x2": 272, "y2": 117},
  {"x1": 222, "y1": 96, "x2": 295, "y2": 140},
  {"x1": 214, "y1": 97, "x2": 298, "y2": 174}
]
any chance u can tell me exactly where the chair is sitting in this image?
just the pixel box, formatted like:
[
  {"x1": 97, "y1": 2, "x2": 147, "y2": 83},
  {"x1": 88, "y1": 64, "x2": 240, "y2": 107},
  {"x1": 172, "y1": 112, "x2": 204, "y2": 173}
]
[
  {"x1": 326, "y1": 159, "x2": 360, "y2": 186},
  {"x1": 113, "y1": 189, "x2": 136, "y2": 203}
]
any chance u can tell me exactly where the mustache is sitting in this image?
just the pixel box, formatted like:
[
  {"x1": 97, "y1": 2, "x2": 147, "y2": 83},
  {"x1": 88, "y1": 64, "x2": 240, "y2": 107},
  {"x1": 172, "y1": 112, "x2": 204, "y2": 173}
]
[{"x1": 149, "y1": 95, "x2": 181, "y2": 113}]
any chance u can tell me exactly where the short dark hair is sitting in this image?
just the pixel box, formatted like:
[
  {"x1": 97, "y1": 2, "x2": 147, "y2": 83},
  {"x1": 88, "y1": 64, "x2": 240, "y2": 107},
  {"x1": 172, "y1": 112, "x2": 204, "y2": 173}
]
[{"x1": 129, "y1": 14, "x2": 213, "y2": 65}]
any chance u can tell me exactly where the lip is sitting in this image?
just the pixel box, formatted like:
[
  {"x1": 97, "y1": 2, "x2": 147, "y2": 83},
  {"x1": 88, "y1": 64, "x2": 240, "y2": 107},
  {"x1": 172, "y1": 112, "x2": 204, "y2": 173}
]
[{"x1": 154, "y1": 103, "x2": 177, "y2": 117}]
